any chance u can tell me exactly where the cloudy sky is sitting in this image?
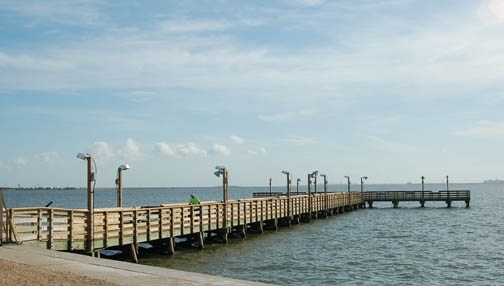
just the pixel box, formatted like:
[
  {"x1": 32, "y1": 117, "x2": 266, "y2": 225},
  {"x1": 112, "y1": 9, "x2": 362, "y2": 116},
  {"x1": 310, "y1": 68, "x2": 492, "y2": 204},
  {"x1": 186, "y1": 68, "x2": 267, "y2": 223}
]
[{"x1": 1, "y1": 0, "x2": 503, "y2": 188}]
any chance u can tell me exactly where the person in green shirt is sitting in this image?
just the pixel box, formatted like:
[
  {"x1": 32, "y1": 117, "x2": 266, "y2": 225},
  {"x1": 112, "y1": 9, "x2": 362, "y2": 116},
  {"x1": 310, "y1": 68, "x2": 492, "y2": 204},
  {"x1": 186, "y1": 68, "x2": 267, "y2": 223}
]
[{"x1": 189, "y1": 194, "x2": 200, "y2": 205}]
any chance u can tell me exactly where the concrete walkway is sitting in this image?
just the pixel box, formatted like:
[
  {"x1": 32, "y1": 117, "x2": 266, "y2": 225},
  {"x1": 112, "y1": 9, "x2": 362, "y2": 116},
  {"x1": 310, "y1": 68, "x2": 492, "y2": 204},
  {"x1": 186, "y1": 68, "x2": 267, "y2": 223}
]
[{"x1": 0, "y1": 244, "x2": 273, "y2": 285}]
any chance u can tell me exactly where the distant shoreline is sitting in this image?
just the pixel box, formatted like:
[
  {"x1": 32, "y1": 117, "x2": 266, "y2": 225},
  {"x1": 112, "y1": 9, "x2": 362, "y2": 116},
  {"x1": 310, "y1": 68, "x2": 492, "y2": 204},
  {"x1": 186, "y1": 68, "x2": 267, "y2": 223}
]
[
  {"x1": 483, "y1": 179, "x2": 504, "y2": 184},
  {"x1": 2, "y1": 181, "x2": 502, "y2": 191}
]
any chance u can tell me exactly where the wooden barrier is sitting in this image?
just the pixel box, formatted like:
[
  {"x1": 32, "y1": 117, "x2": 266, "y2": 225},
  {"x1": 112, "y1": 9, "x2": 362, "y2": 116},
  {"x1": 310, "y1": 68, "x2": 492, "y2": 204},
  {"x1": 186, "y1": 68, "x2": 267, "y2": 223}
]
[{"x1": 5, "y1": 192, "x2": 364, "y2": 253}]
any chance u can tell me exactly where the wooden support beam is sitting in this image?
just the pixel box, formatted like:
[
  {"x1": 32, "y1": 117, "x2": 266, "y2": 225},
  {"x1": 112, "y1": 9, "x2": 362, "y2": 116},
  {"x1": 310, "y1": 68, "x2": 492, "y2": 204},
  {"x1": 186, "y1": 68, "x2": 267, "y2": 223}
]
[{"x1": 130, "y1": 243, "x2": 138, "y2": 263}]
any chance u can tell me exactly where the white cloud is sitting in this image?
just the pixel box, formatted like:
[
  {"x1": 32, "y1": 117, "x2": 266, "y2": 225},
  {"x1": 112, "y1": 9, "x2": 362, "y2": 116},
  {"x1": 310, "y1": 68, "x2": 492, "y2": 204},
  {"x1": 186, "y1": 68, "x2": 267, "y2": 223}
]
[
  {"x1": 119, "y1": 138, "x2": 143, "y2": 160},
  {"x1": 258, "y1": 110, "x2": 314, "y2": 122},
  {"x1": 129, "y1": 90, "x2": 158, "y2": 102},
  {"x1": 291, "y1": 0, "x2": 326, "y2": 7},
  {"x1": 157, "y1": 19, "x2": 231, "y2": 33},
  {"x1": 248, "y1": 147, "x2": 267, "y2": 155},
  {"x1": 34, "y1": 151, "x2": 60, "y2": 162},
  {"x1": 1, "y1": 0, "x2": 103, "y2": 27},
  {"x1": 210, "y1": 144, "x2": 231, "y2": 156},
  {"x1": 479, "y1": 0, "x2": 504, "y2": 25},
  {"x1": 154, "y1": 142, "x2": 176, "y2": 157},
  {"x1": 90, "y1": 141, "x2": 115, "y2": 160},
  {"x1": 367, "y1": 136, "x2": 429, "y2": 153},
  {"x1": 282, "y1": 136, "x2": 318, "y2": 145},
  {"x1": 455, "y1": 121, "x2": 504, "y2": 140},
  {"x1": 155, "y1": 142, "x2": 230, "y2": 157},
  {"x1": 230, "y1": 135, "x2": 244, "y2": 144},
  {"x1": 14, "y1": 157, "x2": 26, "y2": 167},
  {"x1": 176, "y1": 143, "x2": 207, "y2": 157}
]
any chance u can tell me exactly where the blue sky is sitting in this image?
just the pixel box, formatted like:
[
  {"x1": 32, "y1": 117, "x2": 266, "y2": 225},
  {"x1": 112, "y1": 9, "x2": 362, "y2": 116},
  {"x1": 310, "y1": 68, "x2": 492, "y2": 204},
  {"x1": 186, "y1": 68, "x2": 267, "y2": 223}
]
[{"x1": 1, "y1": 0, "x2": 504, "y2": 188}]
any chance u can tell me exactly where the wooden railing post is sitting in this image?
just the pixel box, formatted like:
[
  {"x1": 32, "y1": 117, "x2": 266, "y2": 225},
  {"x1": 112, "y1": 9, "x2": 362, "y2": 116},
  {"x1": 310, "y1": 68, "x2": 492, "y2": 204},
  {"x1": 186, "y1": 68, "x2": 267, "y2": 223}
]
[
  {"x1": 48, "y1": 209, "x2": 54, "y2": 250},
  {"x1": 0, "y1": 189, "x2": 4, "y2": 245}
]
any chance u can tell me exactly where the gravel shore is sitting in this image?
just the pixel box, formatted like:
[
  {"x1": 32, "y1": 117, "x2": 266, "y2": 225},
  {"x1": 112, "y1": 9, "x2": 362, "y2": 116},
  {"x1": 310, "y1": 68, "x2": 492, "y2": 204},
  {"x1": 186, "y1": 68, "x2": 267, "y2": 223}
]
[{"x1": 0, "y1": 259, "x2": 119, "y2": 286}]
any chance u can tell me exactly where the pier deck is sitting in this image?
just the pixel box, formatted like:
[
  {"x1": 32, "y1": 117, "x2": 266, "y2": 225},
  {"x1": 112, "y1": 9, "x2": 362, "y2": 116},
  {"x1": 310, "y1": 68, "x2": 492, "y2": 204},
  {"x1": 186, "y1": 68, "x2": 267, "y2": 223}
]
[{"x1": 1, "y1": 191, "x2": 363, "y2": 256}]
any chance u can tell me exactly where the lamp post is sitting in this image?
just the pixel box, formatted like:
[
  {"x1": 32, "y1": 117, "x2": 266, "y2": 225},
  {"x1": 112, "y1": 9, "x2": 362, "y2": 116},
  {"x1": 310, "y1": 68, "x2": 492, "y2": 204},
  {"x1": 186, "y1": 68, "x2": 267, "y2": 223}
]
[
  {"x1": 296, "y1": 178, "x2": 301, "y2": 195},
  {"x1": 360, "y1": 176, "x2": 368, "y2": 192},
  {"x1": 269, "y1": 178, "x2": 272, "y2": 196},
  {"x1": 320, "y1": 174, "x2": 328, "y2": 212},
  {"x1": 446, "y1": 175, "x2": 450, "y2": 203},
  {"x1": 116, "y1": 164, "x2": 130, "y2": 208},
  {"x1": 421, "y1": 175, "x2": 425, "y2": 198},
  {"x1": 282, "y1": 170, "x2": 292, "y2": 219},
  {"x1": 214, "y1": 166, "x2": 229, "y2": 228},
  {"x1": 307, "y1": 173, "x2": 313, "y2": 219},
  {"x1": 312, "y1": 170, "x2": 319, "y2": 194},
  {"x1": 214, "y1": 166, "x2": 228, "y2": 203},
  {"x1": 76, "y1": 152, "x2": 95, "y2": 253},
  {"x1": 344, "y1": 176, "x2": 350, "y2": 192}
]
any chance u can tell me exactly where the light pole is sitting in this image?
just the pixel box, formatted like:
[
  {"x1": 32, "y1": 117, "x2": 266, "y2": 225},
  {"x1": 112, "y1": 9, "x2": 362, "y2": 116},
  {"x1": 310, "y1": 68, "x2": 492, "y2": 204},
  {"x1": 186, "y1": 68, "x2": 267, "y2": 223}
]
[
  {"x1": 116, "y1": 164, "x2": 130, "y2": 207},
  {"x1": 76, "y1": 152, "x2": 95, "y2": 253},
  {"x1": 446, "y1": 175, "x2": 450, "y2": 203},
  {"x1": 312, "y1": 170, "x2": 319, "y2": 193},
  {"x1": 269, "y1": 178, "x2": 272, "y2": 196},
  {"x1": 214, "y1": 166, "x2": 229, "y2": 229},
  {"x1": 214, "y1": 166, "x2": 228, "y2": 203},
  {"x1": 344, "y1": 176, "x2": 350, "y2": 192},
  {"x1": 320, "y1": 174, "x2": 328, "y2": 212},
  {"x1": 282, "y1": 170, "x2": 291, "y2": 218},
  {"x1": 296, "y1": 178, "x2": 301, "y2": 195},
  {"x1": 307, "y1": 171, "x2": 318, "y2": 218},
  {"x1": 421, "y1": 176, "x2": 425, "y2": 198},
  {"x1": 307, "y1": 172, "x2": 313, "y2": 218},
  {"x1": 360, "y1": 176, "x2": 368, "y2": 192}
]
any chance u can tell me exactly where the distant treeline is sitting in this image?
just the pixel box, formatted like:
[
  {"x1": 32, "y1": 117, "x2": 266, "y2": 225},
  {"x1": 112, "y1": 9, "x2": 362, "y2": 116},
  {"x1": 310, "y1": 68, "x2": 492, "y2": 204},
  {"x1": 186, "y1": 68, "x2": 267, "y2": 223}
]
[{"x1": 1, "y1": 186, "x2": 77, "y2": 190}]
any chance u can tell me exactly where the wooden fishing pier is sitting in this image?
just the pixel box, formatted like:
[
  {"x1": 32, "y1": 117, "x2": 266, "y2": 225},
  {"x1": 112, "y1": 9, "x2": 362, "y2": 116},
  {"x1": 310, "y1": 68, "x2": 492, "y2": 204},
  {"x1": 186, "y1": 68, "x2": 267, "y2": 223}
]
[
  {"x1": 1, "y1": 188, "x2": 470, "y2": 262},
  {"x1": 0, "y1": 189, "x2": 363, "y2": 261}
]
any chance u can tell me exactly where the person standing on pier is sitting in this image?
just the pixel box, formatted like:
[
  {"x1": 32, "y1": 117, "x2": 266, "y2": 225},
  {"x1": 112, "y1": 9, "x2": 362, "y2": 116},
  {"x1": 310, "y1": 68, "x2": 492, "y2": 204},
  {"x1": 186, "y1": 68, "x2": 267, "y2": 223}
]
[{"x1": 189, "y1": 194, "x2": 201, "y2": 205}]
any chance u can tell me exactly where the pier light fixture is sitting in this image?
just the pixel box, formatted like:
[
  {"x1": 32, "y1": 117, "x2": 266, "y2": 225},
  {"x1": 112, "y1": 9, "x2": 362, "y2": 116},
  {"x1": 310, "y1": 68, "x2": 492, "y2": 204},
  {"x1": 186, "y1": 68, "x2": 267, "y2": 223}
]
[
  {"x1": 320, "y1": 174, "x2": 328, "y2": 210},
  {"x1": 76, "y1": 152, "x2": 96, "y2": 253},
  {"x1": 307, "y1": 172, "x2": 316, "y2": 218},
  {"x1": 296, "y1": 178, "x2": 301, "y2": 194},
  {"x1": 344, "y1": 176, "x2": 350, "y2": 192},
  {"x1": 360, "y1": 176, "x2": 368, "y2": 192},
  {"x1": 307, "y1": 172, "x2": 313, "y2": 192},
  {"x1": 281, "y1": 170, "x2": 291, "y2": 193},
  {"x1": 282, "y1": 170, "x2": 292, "y2": 218},
  {"x1": 446, "y1": 175, "x2": 449, "y2": 191},
  {"x1": 119, "y1": 164, "x2": 130, "y2": 171},
  {"x1": 214, "y1": 165, "x2": 225, "y2": 177},
  {"x1": 320, "y1": 174, "x2": 328, "y2": 191},
  {"x1": 214, "y1": 165, "x2": 229, "y2": 228},
  {"x1": 269, "y1": 178, "x2": 272, "y2": 196},
  {"x1": 116, "y1": 164, "x2": 130, "y2": 207},
  {"x1": 214, "y1": 165, "x2": 228, "y2": 203},
  {"x1": 76, "y1": 152, "x2": 91, "y2": 160},
  {"x1": 311, "y1": 170, "x2": 319, "y2": 193}
]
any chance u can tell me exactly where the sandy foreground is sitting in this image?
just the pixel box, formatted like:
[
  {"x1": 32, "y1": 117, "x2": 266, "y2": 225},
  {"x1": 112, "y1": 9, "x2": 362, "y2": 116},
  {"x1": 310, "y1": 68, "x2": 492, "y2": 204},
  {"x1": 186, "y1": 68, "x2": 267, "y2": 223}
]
[{"x1": 0, "y1": 259, "x2": 119, "y2": 286}]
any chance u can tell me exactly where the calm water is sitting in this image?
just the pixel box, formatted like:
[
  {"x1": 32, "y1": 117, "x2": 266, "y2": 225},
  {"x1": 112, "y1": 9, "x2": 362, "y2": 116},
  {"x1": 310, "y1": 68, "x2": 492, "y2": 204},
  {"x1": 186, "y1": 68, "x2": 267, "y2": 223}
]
[{"x1": 3, "y1": 183, "x2": 503, "y2": 285}]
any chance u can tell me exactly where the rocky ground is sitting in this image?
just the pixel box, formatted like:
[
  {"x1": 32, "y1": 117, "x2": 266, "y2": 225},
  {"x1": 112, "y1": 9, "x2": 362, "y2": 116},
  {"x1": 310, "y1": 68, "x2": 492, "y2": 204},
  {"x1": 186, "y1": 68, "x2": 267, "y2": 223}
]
[{"x1": 0, "y1": 259, "x2": 119, "y2": 286}]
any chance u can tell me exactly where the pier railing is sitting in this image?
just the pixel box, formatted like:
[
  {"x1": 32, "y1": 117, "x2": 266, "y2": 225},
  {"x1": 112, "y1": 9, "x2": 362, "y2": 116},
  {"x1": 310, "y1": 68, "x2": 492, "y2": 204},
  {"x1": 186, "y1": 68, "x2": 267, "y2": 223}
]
[
  {"x1": 364, "y1": 190, "x2": 470, "y2": 208},
  {"x1": 2, "y1": 192, "x2": 364, "y2": 252}
]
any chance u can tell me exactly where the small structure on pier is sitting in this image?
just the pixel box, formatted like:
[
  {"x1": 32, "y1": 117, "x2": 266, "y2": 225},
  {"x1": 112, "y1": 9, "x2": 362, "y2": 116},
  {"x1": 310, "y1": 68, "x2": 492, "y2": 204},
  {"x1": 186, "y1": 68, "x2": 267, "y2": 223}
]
[{"x1": 364, "y1": 190, "x2": 470, "y2": 208}]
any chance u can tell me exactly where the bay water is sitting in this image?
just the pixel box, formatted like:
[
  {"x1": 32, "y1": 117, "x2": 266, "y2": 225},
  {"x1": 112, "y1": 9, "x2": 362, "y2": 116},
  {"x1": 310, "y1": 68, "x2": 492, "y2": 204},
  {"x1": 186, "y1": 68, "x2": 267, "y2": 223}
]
[{"x1": 3, "y1": 183, "x2": 503, "y2": 285}]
